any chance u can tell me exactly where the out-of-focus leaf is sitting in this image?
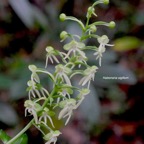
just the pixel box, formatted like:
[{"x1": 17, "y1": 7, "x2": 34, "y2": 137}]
[
  {"x1": 14, "y1": 134, "x2": 28, "y2": 144},
  {"x1": 0, "y1": 129, "x2": 11, "y2": 143},
  {"x1": 102, "y1": 50, "x2": 118, "y2": 64},
  {"x1": 0, "y1": 102, "x2": 18, "y2": 126},
  {"x1": 94, "y1": 64, "x2": 137, "y2": 87},
  {"x1": 79, "y1": 84, "x2": 101, "y2": 125},
  {"x1": 73, "y1": 80, "x2": 101, "y2": 129},
  {"x1": 10, "y1": 79, "x2": 27, "y2": 100},
  {"x1": 0, "y1": 74, "x2": 12, "y2": 90},
  {"x1": 9, "y1": 0, "x2": 48, "y2": 29},
  {"x1": 113, "y1": 36, "x2": 141, "y2": 52}
]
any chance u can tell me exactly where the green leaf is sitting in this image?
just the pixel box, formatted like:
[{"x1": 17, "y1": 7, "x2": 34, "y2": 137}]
[
  {"x1": 113, "y1": 36, "x2": 141, "y2": 52},
  {"x1": 9, "y1": 79, "x2": 27, "y2": 100},
  {"x1": 0, "y1": 129, "x2": 11, "y2": 143},
  {"x1": 14, "y1": 134, "x2": 28, "y2": 144},
  {"x1": 0, "y1": 102, "x2": 18, "y2": 126}
]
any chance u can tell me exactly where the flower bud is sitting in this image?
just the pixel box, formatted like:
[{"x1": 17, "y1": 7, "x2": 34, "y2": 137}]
[
  {"x1": 59, "y1": 13, "x2": 66, "y2": 21},
  {"x1": 87, "y1": 7, "x2": 96, "y2": 17},
  {"x1": 109, "y1": 21, "x2": 116, "y2": 29},
  {"x1": 60, "y1": 31, "x2": 68, "y2": 40},
  {"x1": 103, "y1": 0, "x2": 109, "y2": 5},
  {"x1": 90, "y1": 25, "x2": 97, "y2": 33}
]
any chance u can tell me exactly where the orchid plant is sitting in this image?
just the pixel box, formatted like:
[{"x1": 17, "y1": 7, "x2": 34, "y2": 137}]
[{"x1": 0, "y1": 0, "x2": 115, "y2": 143}]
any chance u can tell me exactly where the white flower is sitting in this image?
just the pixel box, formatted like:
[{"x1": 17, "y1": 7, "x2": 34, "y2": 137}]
[
  {"x1": 55, "y1": 64, "x2": 72, "y2": 86},
  {"x1": 58, "y1": 99, "x2": 77, "y2": 125},
  {"x1": 39, "y1": 108, "x2": 55, "y2": 128},
  {"x1": 94, "y1": 35, "x2": 113, "y2": 66},
  {"x1": 57, "y1": 84, "x2": 73, "y2": 103},
  {"x1": 28, "y1": 64, "x2": 54, "y2": 83},
  {"x1": 75, "y1": 53, "x2": 88, "y2": 68},
  {"x1": 27, "y1": 80, "x2": 49, "y2": 99},
  {"x1": 24, "y1": 100, "x2": 41, "y2": 124},
  {"x1": 63, "y1": 40, "x2": 85, "y2": 59},
  {"x1": 28, "y1": 65, "x2": 40, "y2": 85},
  {"x1": 58, "y1": 92, "x2": 90, "y2": 125},
  {"x1": 45, "y1": 46, "x2": 60, "y2": 68},
  {"x1": 79, "y1": 66, "x2": 98, "y2": 88},
  {"x1": 44, "y1": 130, "x2": 61, "y2": 144}
]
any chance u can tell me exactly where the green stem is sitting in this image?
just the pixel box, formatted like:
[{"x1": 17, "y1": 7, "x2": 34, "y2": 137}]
[
  {"x1": 41, "y1": 88, "x2": 56, "y2": 109},
  {"x1": 6, "y1": 119, "x2": 34, "y2": 144},
  {"x1": 65, "y1": 16, "x2": 85, "y2": 31},
  {"x1": 86, "y1": 17, "x2": 90, "y2": 28},
  {"x1": 88, "y1": 21, "x2": 109, "y2": 28}
]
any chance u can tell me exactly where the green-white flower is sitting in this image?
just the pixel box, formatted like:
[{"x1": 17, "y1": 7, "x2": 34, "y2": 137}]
[
  {"x1": 39, "y1": 108, "x2": 55, "y2": 128},
  {"x1": 27, "y1": 80, "x2": 49, "y2": 99},
  {"x1": 29, "y1": 65, "x2": 40, "y2": 85},
  {"x1": 55, "y1": 64, "x2": 72, "y2": 86},
  {"x1": 29, "y1": 64, "x2": 54, "y2": 83},
  {"x1": 44, "y1": 130, "x2": 61, "y2": 144},
  {"x1": 45, "y1": 46, "x2": 60, "y2": 68},
  {"x1": 79, "y1": 66, "x2": 98, "y2": 88},
  {"x1": 24, "y1": 100, "x2": 41, "y2": 124},
  {"x1": 58, "y1": 99, "x2": 76, "y2": 125},
  {"x1": 63, "y1": 40, "x2": 85, "y2": 59},
  {"x1": 75, "y1": 53, "x2": 88, "y2": 68},
  {"x1": 94, "y1": 35, "x2": 113, "y2": 66},
  {"x1": 57, "y1": 84, "x2": 73, "y2": 103}
]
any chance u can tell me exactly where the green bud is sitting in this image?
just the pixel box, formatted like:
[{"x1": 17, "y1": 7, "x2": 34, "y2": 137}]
[
  {"x1": 87, "y1": 7, "x2": 96, "y2": 17},
  {"x1": 103, "y1": 0, "x2": 109, "y2": 5},
  {"x1": 109, "y1": 21, "x2": 116, "y2": 28},
  {"x1": 60, "y1": 31, "x2": 68, "y2": 40},
  {"x1": 90, "y1": 25, "x2": 97, "y2": 33},
  {"x1": 59, "y1": 13, "x2": 66, "y2": 21},
  {"x1": 88, "y1": 7, "x2": 92, "y2": 12}
]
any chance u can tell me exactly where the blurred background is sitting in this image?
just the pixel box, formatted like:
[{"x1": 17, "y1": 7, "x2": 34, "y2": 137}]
[{"x1": 0, "y1": 0, "x2": 144, "y2": 144}]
